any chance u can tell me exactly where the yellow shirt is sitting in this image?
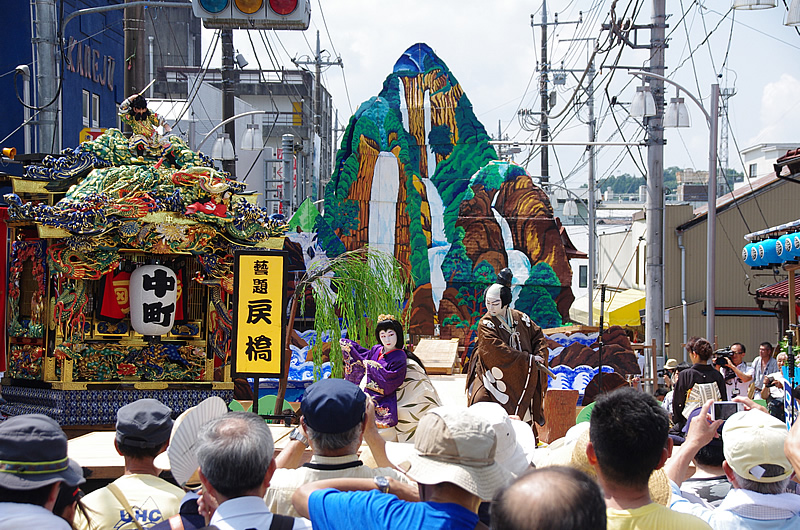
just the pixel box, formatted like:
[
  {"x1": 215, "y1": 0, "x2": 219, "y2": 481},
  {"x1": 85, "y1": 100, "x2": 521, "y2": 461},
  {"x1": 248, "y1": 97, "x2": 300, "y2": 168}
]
[
  {"x1": 74, "y1": 474, "x2": 184, "y2": 529},
  {"x1": 607, "y1": 502, "x2": 711, "y2": 530}
]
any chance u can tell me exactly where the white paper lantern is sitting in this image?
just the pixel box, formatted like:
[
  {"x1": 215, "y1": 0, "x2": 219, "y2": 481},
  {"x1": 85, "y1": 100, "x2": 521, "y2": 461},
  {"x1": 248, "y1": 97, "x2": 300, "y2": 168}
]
[{"x1": 129, "y1": 265, "x2": 178, "y2": 336}]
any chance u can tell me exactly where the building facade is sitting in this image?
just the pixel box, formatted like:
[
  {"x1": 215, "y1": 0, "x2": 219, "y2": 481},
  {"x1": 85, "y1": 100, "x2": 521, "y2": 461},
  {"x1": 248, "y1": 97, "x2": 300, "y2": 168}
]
[{"x1": 0, "y1": 0, "x2": 124, "y2": 156}]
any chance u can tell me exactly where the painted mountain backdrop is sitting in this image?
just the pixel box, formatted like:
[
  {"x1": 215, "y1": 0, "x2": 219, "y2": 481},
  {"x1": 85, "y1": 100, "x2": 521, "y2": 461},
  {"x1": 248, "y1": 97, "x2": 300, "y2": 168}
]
[{"x1": 315, "y1": 43, "x2": 575, "y2": 358}]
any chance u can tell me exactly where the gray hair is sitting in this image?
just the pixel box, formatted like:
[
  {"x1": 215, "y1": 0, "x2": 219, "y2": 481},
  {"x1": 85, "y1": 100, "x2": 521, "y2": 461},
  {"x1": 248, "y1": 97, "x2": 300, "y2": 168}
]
[
  {"x1": 733, "y1": 465, "x2": 790, "y2": 495},
  {"x1": 196, "y1": 412, "x2": 274, "y2": 498},
  {"x1": 305, "y1": 422, "x2": 362, "y2": 452}
]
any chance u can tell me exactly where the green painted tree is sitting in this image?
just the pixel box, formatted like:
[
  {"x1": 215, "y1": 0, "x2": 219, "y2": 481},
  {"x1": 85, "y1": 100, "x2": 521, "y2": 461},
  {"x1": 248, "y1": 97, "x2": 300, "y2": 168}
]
[{"x1": 428, "y1": 124, "x2": 454, "y2": 156}]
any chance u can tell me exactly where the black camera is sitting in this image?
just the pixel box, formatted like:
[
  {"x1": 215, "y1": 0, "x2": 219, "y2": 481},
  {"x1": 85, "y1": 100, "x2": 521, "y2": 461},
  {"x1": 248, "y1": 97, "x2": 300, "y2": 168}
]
[
  {"x1": 713, "y1": 348, "x2": 733, "y2": 367},
  {"x1": 714, "y1": 349, "x2": 736, "y2": 381}
]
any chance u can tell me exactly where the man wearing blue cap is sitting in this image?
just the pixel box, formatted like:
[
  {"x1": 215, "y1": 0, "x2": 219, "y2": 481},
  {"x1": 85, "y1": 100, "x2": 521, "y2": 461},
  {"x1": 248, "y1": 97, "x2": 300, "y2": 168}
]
[
  {"x1": 0, "y1": 414, "x2": 85, "y2": 528},
  {"x1": 265, "y1": 378, "x2": 408, "y2": 517},
  {"x1": 75, "y1": 398, "x2": 184, "y2": 529}
]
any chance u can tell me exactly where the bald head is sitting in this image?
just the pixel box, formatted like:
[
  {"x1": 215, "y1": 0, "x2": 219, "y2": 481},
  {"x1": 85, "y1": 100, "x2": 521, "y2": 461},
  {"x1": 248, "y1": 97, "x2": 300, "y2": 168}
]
[{"x1": 492, "y1": 467, "x2": 606, "y2": 530}]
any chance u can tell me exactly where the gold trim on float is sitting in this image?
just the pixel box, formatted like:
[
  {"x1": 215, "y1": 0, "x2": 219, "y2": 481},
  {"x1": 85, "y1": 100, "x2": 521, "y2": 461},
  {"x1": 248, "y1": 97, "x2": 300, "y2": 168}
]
[{"x1": 37, "y1": 225, "x2": 71, "y2": 238}]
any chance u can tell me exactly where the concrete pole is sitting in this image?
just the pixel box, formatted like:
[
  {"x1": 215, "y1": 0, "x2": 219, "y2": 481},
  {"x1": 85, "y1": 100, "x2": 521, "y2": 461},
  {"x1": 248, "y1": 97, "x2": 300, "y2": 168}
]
[
  {"x1": 645, "y1": 0, "x2": 667, "y2": 382},
  {"x1": 221, "y1": 29, "x2": 236, "y2": 176},
  {"x1": 539, "y1": 0, "x2": 549, "y2": 189},
  {"x1": 587, "y1": 59, "x2": 596, "y2": 327},
  {"x1": 124, "y1": 0, "x2": 146, "y2": 98},
  {"x1": 34, "y1": 0, "x2": 58, "y2": 153},
  {"x1": 706, "y1": 85, "x2": 720, "y2": 342}
]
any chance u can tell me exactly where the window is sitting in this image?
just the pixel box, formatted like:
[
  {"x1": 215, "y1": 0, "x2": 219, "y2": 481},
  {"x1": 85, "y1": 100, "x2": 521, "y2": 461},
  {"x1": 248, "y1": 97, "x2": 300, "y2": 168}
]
[
  {"x1": 82, "y1": 90, "x2": 90, "y2": 127},
  {"x1": 749, "y1": 163, "x2": 757, "y2": 178},
  {"x1": 579, "y1": 265, "x2": 588, "y2": 289},
  {"x1": 91, "y1": 94, "x2": 100, "y2": 127}
]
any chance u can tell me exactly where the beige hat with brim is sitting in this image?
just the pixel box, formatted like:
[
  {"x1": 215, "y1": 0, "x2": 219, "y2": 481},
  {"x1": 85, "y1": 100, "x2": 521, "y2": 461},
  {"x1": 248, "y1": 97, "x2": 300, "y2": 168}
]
[
  {"x1": 385, "y1": 406, "x2": 513, "y2": 501},
  {"x1": 539, "y1": 422, "x2": 671, "y2": 506},
  {"x1": 153, "y1": 396, "x2": 228, "y2": 487}
]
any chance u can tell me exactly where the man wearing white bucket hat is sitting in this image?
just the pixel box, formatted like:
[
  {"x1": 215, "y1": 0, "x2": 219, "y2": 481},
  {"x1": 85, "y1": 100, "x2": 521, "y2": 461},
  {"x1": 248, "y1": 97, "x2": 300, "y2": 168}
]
[{"x1": 291, "y1": 406, "x2": 513, "y2": 529}]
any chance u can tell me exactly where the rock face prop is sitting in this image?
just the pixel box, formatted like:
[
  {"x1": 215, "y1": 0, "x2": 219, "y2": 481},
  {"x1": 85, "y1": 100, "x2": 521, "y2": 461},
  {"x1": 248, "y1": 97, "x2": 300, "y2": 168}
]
[
  {"x1": 320, "y1": 43, "x2": 574, "y2": 357},
  {"x1": 546, "y1": 326, "x2": 641, "y2": 405}
]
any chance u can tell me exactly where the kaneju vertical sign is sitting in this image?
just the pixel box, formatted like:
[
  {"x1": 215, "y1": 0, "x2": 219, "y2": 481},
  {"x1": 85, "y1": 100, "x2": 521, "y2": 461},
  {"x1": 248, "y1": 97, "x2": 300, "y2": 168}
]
[{"x1": 232, "y1": 250, "x2": 288, "y2": 377}]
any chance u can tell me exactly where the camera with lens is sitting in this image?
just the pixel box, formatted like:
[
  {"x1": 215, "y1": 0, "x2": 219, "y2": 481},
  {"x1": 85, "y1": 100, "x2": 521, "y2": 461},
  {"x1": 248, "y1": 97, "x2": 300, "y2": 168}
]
[
  {"x1": 713, "y1": 348, "x2": 733, "y2": 367},
  {"x1": 714, "y1": 348, "x2": 735, "y2": 381}
]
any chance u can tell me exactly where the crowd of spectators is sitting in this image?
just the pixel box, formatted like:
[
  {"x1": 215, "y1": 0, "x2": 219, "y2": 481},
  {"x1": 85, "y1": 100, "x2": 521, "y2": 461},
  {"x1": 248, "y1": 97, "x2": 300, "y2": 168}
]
[{"x1": 3, "y1": 337, "x2": 800, "y2": 529}]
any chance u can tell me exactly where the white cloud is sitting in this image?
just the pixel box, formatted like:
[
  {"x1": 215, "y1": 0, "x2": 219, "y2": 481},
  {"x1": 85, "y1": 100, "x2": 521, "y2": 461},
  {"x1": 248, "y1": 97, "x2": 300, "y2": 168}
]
[{"x1": 748, "y1": 74, "x2": 800, "y2": 146}]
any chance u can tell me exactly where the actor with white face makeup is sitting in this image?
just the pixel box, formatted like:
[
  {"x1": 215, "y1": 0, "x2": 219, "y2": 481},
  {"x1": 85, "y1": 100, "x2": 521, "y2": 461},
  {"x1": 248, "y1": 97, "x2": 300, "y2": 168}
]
[
  {"x1": 466, "y1": 268, "x2": 550, "y2": 439},
  {"x1": 340, "y1": 315, "x2": 436, "y2": 441}
]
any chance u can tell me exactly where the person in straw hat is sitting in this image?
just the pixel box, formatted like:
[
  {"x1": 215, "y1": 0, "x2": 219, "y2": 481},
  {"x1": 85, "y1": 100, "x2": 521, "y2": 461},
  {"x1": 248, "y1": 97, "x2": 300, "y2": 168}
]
[
  {"x1": 0, "y1": 414, "x2": 85, "y2": 529},
  {"x1": 587, "y1": 387, "x2": 711, "y2": 529},
  {"x1": 291, "y1": 406, "x2": 513, "y2": 529}
]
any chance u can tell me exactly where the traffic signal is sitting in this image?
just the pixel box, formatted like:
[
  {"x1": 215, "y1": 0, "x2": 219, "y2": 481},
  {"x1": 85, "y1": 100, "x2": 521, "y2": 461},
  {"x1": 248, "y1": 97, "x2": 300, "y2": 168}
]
[{"x1": 193, "y1": 0, "x2": 310, "y2": 30}]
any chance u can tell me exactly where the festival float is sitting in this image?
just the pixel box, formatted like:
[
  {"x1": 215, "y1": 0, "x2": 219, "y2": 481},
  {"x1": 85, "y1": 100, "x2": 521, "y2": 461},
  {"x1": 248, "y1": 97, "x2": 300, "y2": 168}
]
[{"x1": 0, "y1": 95, "x2": 287, "y2": 425}]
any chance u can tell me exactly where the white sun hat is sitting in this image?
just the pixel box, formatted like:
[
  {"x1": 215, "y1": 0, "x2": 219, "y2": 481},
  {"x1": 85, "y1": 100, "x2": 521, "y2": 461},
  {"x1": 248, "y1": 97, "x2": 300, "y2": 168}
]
[{"x1": 468, "y1": 402, "x2": 535, "y2": 477}]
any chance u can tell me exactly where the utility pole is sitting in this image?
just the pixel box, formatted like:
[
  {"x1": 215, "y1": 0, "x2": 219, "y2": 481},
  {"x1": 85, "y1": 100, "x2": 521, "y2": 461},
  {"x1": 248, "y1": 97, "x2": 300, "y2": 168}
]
[
  {"x1": 124, "y1": 0, "x2": 146, "y2": 98},
  {"x1": 587, "y1": 58, "x2": 596, "y2": 327},
  {"x1": 293, "y1": 30, "x2": 342, "y2": 201},
  {"x1": 221, "y1": 29, "x2": 236, "y2": 175},
  {"x1": 538, "y1": 0, "x2": 550, "y2": 189},
  {"x1": 526, "y1": 5, "x2": 581, "y2": 189},
  {"x1": 645, "y1": 0, "x2": 667, "y2": 380},
  {"x1": 35, "y1": 0, "x2": 58, "y2": 153}
]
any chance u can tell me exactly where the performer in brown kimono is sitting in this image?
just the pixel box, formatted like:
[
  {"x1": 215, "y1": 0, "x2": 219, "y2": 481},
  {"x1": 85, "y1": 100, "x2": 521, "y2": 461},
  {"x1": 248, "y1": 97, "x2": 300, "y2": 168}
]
[{"x1": 466, "y1": 268, "x2": 550, "y2": 436}]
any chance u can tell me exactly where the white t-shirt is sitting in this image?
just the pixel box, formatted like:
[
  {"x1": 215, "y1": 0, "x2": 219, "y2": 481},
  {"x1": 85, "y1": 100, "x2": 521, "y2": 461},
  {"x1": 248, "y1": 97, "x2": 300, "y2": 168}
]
[{"x1": 724, "y1": 362, "x2": 752, "y2": 398}]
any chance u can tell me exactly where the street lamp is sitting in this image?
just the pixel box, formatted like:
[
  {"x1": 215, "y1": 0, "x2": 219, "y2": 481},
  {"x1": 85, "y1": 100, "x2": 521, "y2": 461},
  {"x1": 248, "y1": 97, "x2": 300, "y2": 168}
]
[
  {"x1": 732, "y1": 0, "x2": 776, "y2": 8},
  {"x1": 788, "y1": 0, "x2": 800, "y2": 25},
  {"x1": 629, "y1": 70, "x2": 720, "y2": 343},
  {"x1": 630, "y1": 85, "x2": 657, "y2": 118},
  {"x1": 241, "y1": 123, "x2": 262, "y2": 151},
  {"x1": 211, "y1": 133, "x2": 235, "y2": 161},
  {"x1": 664, "y1": 91, "x2": 691, "y2": 128}
]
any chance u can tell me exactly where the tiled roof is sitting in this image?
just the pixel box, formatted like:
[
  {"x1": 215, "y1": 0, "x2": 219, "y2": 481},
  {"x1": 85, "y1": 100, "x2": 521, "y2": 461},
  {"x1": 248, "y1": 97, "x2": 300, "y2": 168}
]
[{"x1": 756, "y1": 276, "x2": 800, "y2": 301}]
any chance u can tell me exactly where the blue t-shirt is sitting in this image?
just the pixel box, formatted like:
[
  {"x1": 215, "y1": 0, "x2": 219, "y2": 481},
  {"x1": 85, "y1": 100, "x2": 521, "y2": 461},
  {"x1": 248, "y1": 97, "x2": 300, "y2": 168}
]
[{"x1": 308, "y1": 489, "x2": 479, "y2": 530}]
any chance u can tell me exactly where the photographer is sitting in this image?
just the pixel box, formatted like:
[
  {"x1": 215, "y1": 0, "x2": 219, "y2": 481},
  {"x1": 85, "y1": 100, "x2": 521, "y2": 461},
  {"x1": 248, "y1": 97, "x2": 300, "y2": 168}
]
[
  {"x1": 714, "y1": 343, "x2": 752, "y2": 399},
  {"x1": 761, "y1": 352, "x2": 788, "y2": 421}
]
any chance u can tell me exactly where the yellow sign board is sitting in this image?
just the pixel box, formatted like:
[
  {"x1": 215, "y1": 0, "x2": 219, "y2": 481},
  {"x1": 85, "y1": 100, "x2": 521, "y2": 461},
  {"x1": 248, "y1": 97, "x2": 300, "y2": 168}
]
[
  {"x1": 79, "y1": 127, "x2": 107, "y2": 143},
  {"x1": 232, "y1": 250, "x2": 288, "y2": 377}
]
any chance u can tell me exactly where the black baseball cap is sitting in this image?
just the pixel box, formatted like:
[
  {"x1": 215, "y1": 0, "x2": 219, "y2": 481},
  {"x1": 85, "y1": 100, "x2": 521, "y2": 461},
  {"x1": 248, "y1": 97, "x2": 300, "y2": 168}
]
[
  {"x1": 301, "y1": 378, "x2": 367, "y2": 434},
  {"x1": 116, "y1": 399, "x2": 173, "y2": 449}
]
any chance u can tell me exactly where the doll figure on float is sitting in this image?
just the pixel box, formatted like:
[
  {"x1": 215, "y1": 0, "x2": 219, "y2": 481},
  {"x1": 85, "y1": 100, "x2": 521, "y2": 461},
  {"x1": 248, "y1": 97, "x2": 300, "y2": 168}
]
[{"x1": 340, "y1": 314, "x2": 441, "y2": 442}]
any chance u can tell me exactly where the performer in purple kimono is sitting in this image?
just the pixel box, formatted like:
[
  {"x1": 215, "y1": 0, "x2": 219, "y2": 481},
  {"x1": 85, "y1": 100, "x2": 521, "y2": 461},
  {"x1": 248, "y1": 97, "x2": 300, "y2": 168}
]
[{"x1": 340, "y1": 315, "x2": 414, "y2": 440}]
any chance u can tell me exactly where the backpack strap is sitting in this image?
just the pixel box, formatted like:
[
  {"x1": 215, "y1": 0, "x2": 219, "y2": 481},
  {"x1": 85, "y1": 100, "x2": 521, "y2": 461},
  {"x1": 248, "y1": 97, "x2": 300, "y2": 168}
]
[
  {"x1": 106, "y1": 482, "x2": 146, "y2": 530},
  {"x1": 168, "y1": 514, "x2": 186, "y2": 530},
  {"x1": 269, "y1": 513, "x2": 296, "y2": 530}
]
